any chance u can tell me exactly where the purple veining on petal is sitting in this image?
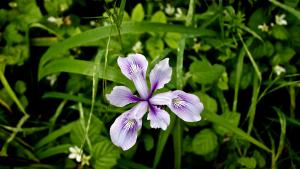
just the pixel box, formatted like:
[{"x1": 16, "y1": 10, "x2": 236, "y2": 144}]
[
  {"x1": 169, "y1": 90, "x2": 203, "y2": 122},
  {"x1": 110, "y1": 111, "x2": 142, "y2": 151},
  {"x1": 150, "y1": 58, "x2": 172, "y2": 93},
  {"x1": 147, "y1": 104, "x2": 170, "y2": 130}
]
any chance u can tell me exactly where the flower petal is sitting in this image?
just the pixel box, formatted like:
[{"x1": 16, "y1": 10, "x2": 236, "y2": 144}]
[
  {"x1": 117, "y1": 54, "x2": 148, "y2": 80},
  {"x1": 147, "y1": 105, "x2": 170, "y2": 130},
  {"x1": 130, "y1": 101, "x2": 148, "y2": 119},
  {"x1": 150, "y1": 58, "x2": 172, "y2": 92},
  {"x1": 150, "y1": 91, "x2": 173, "y2": 105},
  {"x1": 117, "y1": 54, "x2": 149, "y2": 98},
  {"x1": 110, "y1": 109, "x2": 142, "y2": 151},
  {"x1": 106, "y1": 86, "x2": 140, "y2": 107},
  {"x1": 168, "y1": 90, "x2": 203, "y2": 122}
]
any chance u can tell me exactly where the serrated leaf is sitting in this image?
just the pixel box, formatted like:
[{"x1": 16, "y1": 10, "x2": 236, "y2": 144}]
[
  {"x1": 189, "y1": 61, "x2": 225, "y2": 85},
  {"x1": 92, "y1": 139, "x2": 120, "y2": 169},
  {"x1": 192, "y1": 129, "x2": 218, "y2": 155},
  {"x1": 131, "y1": 3, "x2": 144, "y2": 21}
]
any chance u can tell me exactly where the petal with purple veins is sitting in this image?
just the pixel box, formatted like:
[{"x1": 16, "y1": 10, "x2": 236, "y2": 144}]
[
  {"x1": 147, "y1": 105, "x2": 170, "y2": 130},
  {"x1": 106, "y1": 86, "x2": 140, "y2": 107},
  {"x1": 117, "y1": 54, "x2": 148, "y2": 80},
  {"x1": 117, "y1": 54, "x2": 149, "y2": 98},
  {"x1": 110, "y1": 110, "x2": 142, "y2": 151},
  {"x1": 169, "y1": 90, "x2": 203, "y2": 122},
  {"x1": 150, "y1": 58, "x2": 172, "y2": 92}
]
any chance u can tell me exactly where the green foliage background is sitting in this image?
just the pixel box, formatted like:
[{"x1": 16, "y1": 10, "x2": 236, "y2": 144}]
[{"x1": 0, "y1": 0, "x2": 300, "y2": 168}]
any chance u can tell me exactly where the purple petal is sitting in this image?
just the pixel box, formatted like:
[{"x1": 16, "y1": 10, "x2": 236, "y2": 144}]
[
  {"x1": 130, "y1": 101, "x2": 149, "y2": 119},
  {"x1": 110, "y1": 110, "x2": 142, "y2": 151},
  {"x1": 149, "y1": 92, "x2": 173, "y2": 105},
  {"x1": 168, "y1": 90, "x2": 203, "y2": 122},
  {"x1": 117, "y1": 54, "x2": 148, "y2": 80},
  {"x1": 150, "y1": 58, "x2": 172, "y2": 92},
  {"x1": 147, "y1": 105, "x2": 170, "y2": 130},
  {"x1": 117, "y1": 54, "x2": 149, "y2": 98},
  {"x1": 106, "y1": 86, "x2": 140, "y2": 107}
]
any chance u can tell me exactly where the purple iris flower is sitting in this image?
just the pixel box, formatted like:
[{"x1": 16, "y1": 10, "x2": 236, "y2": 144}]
[{"x1": 106, "y1": 54, "x2": 204, "y2": 150}]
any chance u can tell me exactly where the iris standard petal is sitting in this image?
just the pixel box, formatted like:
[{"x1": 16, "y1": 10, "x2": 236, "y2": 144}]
[
  {"x1": 147, "y1": 105, "x2": 170, "y2": 130},
  {"x1": 110, "y1": 111, "x2": 142, "y2": 151},
  {"x1": 117, "y1": 54, "x2": 149, "y2": 98},
  {"x1": 150, "y1": 58, "x2": 172, "y2": 92},
  {"x1": 168, "y1": 90, "x2": 203, "y2": 122},
  {"x1": 117, "y1": 54, "x2": 148, "y2": 80},
  {"x1": 106, "y1": 86, "x2": 140, "y2": 107}
]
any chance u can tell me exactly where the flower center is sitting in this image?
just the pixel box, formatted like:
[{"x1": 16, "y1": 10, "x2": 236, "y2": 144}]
[
  {"x1": 124, "y1": 119, "x2": 137, "y2": 130},
  {"x1": 172, "y1": 97, "x2": 185, "y2": 108},
  {"x1": 129, "y1": 63, "x2": 140, "y2": 75}
]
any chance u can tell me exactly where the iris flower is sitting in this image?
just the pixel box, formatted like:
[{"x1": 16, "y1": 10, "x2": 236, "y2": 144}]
[{"x1": 106, "y1": 54, "x2": 204, "y2": 150}]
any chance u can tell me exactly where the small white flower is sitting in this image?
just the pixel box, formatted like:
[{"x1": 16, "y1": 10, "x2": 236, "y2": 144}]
[
  {"x1": 132, "y1": 41, "x2": 143, "y2": 53},
  {"x1": 165, "y1": 4, "x2": 175, "y2": 16},
  {"x1": 175, "y1": 8, "x2": 183, "y2": 18},
  {"x1": 81, "y1": 154, "x2": 91, "y2": 166},
  {"x1": 68, "y1": 146, "x2": 82, "y2": 162},
  {"x1": 90, "y1": 20, "x2": 96, "y2": 26},
  {"x1": 274, "y1": 65, "x2": 286, "y2": 76},
  {"x1": 275, "y1": 14, "x2": 287, "y2": 26},
  {"x1": 258, "y1": 23, "x2": 269, "y2": 32},
  {"x1": 46, "y1": 74, "x2": 57, "y2": 86},
  {"x1": 48, "y1": 16, "x2": 57, "y2": 23}
]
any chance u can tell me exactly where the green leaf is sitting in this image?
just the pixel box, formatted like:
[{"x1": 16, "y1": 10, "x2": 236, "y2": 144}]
[
  {"x1": 195, "y1": 92, "x2": 218, "y2": 115},
  {"x1": 272, "y1": 25, "x2": 289, "y2": 40},
  {"x1": 189, "y1": 61, "x2": 225, "y2": 85},
  {"x1": 146, "y1": 36, "x2": 164, "y2": 59},
  {"x1": 237, "y1": 157, "x2": 257, "y2": 169},
  {"x1": 269, "y1": 0, "x2": 300, "y2": 19},
  {"x1": 36, "y1": 144, "x2": 71, "y2": 159},
  {"x1": 213, "y1": 111, "x2": 240, "y2": 136},
  {"x1": 253, "y1": 150, "x2": 266, "y2": 168},
  {"x1": 35, "y1": 122, "x2": 75, "y2": 149},
  {"x1": 3, "y1": 24, "x2": 24, "y2": 45},
  {"x1": 192, "y1": 129, "x2": 218, "y2": 155},
  {"x1": 151, "y1": 11, "x2": 167, "y2": 23},
  {"x1": 143, "y1": 134, "x2": 154, "y2": 151},
  {"x1": 70, "y1": 116, "x2": 103, "y2": 146},
  {"x1": 92, "y1": 139, "x2": 120, "y2": 169},
  {"x1": 14, "y1": 80, "x2": 26, "y2": 95},
  {"x1": 44, "y1": 0, "x2": 72, "y2": 16},
  {"x1": 272, "y1": 47, "x2": 295, "y2": 64},
  {"x1": 39, "y1": 58, "x2": 133, "y2": 87},
  {"x1": 164, "y1": 33, "x2": 182, "y2": 49},
  {"x1": 203, "y1": 112, "x2": 271, "y2": 153},
  {"x1": 131, "y1": 3, "x2": 144, "y2": 21},
  {"x1": 39, "y1": 21, "x2": 216, "y2": 73}
]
